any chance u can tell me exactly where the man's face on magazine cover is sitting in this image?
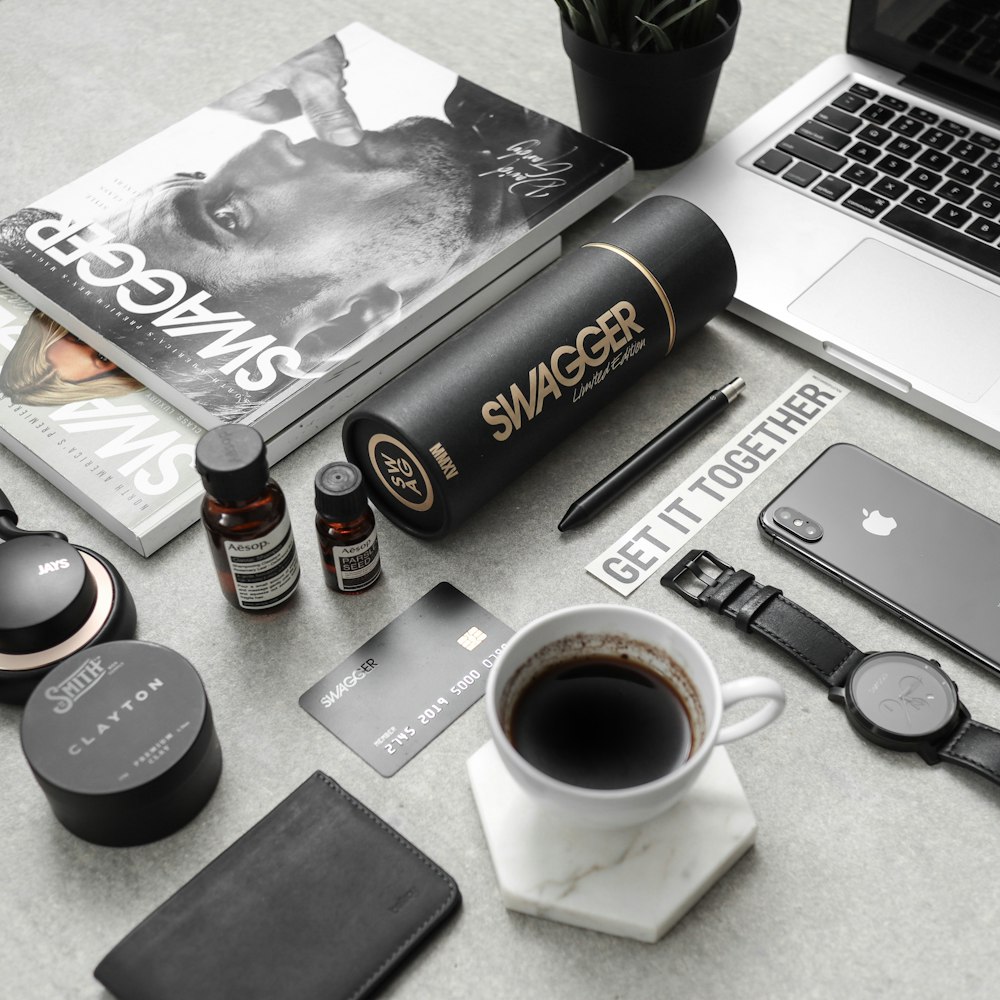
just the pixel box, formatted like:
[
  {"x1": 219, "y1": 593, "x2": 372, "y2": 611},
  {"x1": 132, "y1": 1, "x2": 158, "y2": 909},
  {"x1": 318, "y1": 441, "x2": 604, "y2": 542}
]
[{"x1": 121, "y1": 121, "x2": 504, "y2": 339}]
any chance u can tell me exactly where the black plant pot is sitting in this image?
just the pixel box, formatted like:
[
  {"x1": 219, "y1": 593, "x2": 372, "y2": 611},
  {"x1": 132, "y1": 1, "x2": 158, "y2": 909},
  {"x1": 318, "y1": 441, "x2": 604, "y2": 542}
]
[{"x1": 561, "y1": 0, "x2": 740, "y2": 169}]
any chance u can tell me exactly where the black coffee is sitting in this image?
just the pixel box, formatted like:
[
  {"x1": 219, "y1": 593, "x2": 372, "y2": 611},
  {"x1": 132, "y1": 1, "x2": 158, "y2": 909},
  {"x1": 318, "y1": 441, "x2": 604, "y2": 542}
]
[{"x1": 508, "y1": 655, "x2": 692, "y2": 790}]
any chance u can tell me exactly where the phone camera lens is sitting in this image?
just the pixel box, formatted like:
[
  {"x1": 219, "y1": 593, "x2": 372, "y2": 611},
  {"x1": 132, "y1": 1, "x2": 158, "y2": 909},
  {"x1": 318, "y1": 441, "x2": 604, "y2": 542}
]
[{"x1": 772, "y1": 506, "x2": 823, "y2": 542}]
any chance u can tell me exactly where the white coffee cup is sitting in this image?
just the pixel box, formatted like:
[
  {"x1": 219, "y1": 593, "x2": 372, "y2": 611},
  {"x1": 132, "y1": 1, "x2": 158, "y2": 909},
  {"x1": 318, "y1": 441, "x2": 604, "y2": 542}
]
[{"x1": 485, "y1": 604, "x2": 784, "y2": 828}]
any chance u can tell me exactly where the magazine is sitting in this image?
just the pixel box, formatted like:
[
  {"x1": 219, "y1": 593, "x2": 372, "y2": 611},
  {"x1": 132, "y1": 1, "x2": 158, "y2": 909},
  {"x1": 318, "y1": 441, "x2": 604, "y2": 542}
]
[
  {"x1": 0, "y1": 240, "x2": 561, "y2": 555},
  {"x1": 0, "y1": 23, "x2": 632, "y2": 440}
]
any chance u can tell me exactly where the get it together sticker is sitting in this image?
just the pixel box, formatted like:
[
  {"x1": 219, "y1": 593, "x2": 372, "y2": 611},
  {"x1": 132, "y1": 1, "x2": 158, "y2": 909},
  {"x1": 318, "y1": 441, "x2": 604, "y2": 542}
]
[{"x1": 586, "y1": 369, "x2": 849, "y2": 596}]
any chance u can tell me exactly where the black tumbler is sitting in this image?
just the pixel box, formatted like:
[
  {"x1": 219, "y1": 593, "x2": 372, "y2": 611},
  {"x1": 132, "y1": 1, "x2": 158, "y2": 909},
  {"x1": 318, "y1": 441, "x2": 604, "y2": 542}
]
[{"x1": 342, "y1": 196, "x2": 737, "y2": 539}]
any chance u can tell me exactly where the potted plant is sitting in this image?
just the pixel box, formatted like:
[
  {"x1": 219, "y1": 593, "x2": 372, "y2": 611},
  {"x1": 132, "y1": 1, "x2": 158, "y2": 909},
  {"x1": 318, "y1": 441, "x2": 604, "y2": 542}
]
[{"x1": 557, "y1": 0, "x2": 741, "y2": 168}]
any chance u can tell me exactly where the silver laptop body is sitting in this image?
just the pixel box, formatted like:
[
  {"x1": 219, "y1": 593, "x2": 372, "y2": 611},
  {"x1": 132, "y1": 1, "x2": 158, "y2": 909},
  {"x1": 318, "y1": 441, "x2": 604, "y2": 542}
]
[{"x1": 655, "y1": 1, "x2": 1000, "y2": 449}]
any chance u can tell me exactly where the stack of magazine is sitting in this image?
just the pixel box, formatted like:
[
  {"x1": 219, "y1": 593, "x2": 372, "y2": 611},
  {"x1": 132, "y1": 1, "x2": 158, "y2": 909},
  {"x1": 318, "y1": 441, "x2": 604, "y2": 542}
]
[{"x1": 0, "y1": 23, "x2": 632, "y2": 555}]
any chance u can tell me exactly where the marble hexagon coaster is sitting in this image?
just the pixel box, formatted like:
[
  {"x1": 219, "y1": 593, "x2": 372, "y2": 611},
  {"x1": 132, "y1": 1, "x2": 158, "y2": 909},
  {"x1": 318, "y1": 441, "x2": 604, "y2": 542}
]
[{"x1": 467, "y1": 741, "x2": 756, "y2": 943}]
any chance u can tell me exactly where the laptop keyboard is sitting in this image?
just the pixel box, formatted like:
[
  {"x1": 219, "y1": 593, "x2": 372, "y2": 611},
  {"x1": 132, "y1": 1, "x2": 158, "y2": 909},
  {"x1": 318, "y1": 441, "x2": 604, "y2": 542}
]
[{"x1": 750, "y1": 80, "x2": 1000, "y2": 279}]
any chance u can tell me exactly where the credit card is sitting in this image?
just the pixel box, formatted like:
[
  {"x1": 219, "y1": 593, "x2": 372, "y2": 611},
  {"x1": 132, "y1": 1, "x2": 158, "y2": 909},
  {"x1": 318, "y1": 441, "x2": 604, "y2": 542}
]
[{"x1": 299, "y1": 582, "x2": 513, "y2": 776}]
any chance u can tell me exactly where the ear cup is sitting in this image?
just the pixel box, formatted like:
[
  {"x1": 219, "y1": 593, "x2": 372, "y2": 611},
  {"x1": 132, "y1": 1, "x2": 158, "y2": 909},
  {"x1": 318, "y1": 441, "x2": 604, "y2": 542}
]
[{"x1": 0, "y1": 544, "x2": 137, "y2": 704}]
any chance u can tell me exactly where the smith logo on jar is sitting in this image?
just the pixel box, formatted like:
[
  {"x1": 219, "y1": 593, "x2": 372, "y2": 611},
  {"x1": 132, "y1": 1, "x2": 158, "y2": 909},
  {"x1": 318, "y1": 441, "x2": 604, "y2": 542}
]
[{"x1": 480, "y1": 300, "x2": 645, "y2": 442}]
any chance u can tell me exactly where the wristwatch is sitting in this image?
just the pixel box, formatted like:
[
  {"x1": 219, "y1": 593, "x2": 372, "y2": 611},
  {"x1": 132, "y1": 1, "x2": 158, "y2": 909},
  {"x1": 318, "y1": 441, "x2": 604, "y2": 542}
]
[{"x1": 661, "y1": 549, "x2": 1000, "y2": 787}]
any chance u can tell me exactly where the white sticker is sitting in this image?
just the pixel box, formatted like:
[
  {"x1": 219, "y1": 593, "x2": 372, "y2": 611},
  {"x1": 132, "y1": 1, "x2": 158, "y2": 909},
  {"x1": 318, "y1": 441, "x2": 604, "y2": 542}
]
[
  {"x1": 586, "y1": 369, "x2": 849, "y2": 596},
  {"x1": 223, "y1": 509, "x2": 300, "y2": 609},
  {"x1": 332, "y1": 533, "x2": 381, "y2": 592}
]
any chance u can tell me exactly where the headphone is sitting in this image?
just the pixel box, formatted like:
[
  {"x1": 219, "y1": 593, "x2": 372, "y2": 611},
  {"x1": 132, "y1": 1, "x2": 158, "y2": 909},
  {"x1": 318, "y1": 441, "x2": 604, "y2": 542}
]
[{"x1": 0, "y1": 488, "x2": 137, "y2": 703}]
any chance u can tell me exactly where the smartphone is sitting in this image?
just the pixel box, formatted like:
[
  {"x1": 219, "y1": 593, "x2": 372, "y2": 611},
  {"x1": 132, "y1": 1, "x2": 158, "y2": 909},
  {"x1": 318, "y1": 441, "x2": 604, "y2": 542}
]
[{"x1": 758, "y1": 442, "x2": 1000, "y2": 676}]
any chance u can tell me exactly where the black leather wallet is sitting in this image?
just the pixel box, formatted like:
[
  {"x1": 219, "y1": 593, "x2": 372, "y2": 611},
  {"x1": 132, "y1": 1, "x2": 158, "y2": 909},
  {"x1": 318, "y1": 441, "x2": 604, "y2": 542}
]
[{"x1": 94, "y1": 771, "x2": 461, "y2": 1000}]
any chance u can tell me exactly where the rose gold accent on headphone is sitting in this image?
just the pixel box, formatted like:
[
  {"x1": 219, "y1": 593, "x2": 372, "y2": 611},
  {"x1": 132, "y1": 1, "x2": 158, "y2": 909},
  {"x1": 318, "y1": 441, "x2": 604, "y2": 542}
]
[
  {"x1": 583, "y1": 242, "x2": 677, "y2": 352},
  {"x1": 0, "y1": 553, "x2": 115, "y2": 673}
]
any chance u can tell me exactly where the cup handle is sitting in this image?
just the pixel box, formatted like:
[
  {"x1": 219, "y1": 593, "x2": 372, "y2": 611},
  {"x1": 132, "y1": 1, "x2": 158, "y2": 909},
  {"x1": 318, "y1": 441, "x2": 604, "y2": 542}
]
[{"x1": 715, "y1": 677, "x2": 785, "y2": 745}]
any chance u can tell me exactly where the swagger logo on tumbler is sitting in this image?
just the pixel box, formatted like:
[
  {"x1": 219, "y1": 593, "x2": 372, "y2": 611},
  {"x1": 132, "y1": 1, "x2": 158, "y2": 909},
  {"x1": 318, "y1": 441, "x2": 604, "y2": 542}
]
[
  {"x1": 368, "y1": 434, "x2": 435, "y2": 513},
  {"x1": 481, "y1": 300, "x2": 647, "y2": 442}
]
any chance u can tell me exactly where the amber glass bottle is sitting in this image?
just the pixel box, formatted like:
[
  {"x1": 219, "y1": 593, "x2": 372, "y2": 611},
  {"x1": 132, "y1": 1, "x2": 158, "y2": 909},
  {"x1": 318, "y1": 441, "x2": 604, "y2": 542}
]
[
  {"x1": 314, "y1": 462, "x2": 381, "y2": 593},
  {"x1": 194, "y1": 426, "x2": 300, "y2": 611}
]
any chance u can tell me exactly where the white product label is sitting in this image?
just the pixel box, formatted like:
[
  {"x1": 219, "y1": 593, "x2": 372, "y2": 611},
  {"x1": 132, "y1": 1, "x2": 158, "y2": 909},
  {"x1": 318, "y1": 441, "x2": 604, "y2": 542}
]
[
  {"x1": 223, "y1": 510, "x2": 300, "y2": 609},
  {"x1": 333, "y1": 533, "x2": 381, "y2": 592}
]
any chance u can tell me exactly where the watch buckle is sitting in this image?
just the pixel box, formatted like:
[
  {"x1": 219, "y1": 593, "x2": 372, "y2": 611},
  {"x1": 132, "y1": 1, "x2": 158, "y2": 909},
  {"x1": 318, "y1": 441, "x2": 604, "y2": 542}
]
[{"x1": 660, "y1": 549, "x2": 734, "y2": 607}]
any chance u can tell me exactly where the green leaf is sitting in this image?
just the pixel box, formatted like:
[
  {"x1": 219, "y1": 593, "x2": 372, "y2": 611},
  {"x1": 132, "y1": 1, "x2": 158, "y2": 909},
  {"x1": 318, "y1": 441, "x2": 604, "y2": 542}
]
[{"x1": 635, "y1": 16, "x2": 675, "y2": 51}]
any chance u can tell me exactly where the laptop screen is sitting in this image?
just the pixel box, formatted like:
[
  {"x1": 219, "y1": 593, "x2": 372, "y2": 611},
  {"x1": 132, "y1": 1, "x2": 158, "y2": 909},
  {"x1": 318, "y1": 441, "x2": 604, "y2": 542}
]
[{"x1": 848, "y1": 0, "x2": 1000, "y2": 109}]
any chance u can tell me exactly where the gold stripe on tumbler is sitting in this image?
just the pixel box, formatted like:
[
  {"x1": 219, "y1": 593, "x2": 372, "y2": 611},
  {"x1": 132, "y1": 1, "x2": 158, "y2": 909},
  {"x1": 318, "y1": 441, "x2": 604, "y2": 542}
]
[{"x1": 584, "y1": 242, "x2": 677, "y2": 352}]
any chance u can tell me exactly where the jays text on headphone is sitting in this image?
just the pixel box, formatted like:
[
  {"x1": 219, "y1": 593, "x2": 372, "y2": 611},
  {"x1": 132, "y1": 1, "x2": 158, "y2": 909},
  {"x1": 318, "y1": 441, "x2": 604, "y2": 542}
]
[{"x1": 0, "y1": 488, "x2": 136, "y2": 703}]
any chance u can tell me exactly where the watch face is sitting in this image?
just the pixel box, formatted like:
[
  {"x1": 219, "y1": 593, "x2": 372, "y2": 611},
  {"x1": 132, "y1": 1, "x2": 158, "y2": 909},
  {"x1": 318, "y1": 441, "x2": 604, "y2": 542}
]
[{"x1": 848, "y1": 653, "x2": 958, "y2": 739}]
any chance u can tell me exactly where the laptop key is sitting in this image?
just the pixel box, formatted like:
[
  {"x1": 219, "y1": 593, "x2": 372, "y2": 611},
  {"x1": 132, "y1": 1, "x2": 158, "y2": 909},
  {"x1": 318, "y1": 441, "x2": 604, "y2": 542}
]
[
  {"x1": 858, "y1": 124, "x2": 891, "y2": 144},
  {"x1": 886, "y1": 137, "x2": 920, "y2": 158},
  {"x1": 842, "y1": 163, "x2": 878, "y2": 185},
  {"x1": 902, "y1": 190, "x2": 940, "y2": 214},
  {"x1": 846, "y1": 141, "x2": 881, "y2": 164},
  {"x1": 977, "y1": 174, "x2": 1000, "y2": 196},
  {"x1": 952, "y1": 140, "x2": 986, "y2": 163},
  {"x1": 753, "y1": 149, "x2": 793, "y2": 174},
  {"x1": 875, "y1": 153, "x2": 909, "y2": 177},
  {"x1": 844, "y1": 189, "x2": 890, "y2": 218},
  {"x1": 889, "y1": 115, "x2": 924, "y2": 138},
  {"x1": 813, "y1": 175, "x2": 851, "y2": 201},
  {"x1": 861, "y1": 104, "x2": 894, "y2": 125},
  {"x1": 932, "y1": 203, "x2": 972, "y2": 227},
  {"x1": 922, "y1": 128, "x2": 954, "y2": 150},
  {"x1": 940, "y1": 119, "x2": 971, "y2": 137},
  {"x1": 832, "y1": 91, "x2": 866, "y2": 113},
  {"x1": 884, "y1": 207, "x2": 1000, "y2": 276},
  {"x1": 777, "y1": 134, "x2": 848, "y2": 172},
  {"x1": 969, "y1": 193, "x2": 1000, "y2": 218},
  {"x1": 982, "y1": 153, "x2": 1000, "y2": 173},
  {"x1": 908, "y1": 106, "x2": 939, "y2": 124},
  {"x1": 972, "y1": 132, "x2": 1000, "y2": 151},
  {"x1": 967, "y1": 218, "x2": 1000, "y2": 243},
  {"x1": 878, "y1": 94, "x2": 907, "y2": 112},
  {"x1": 906, "y1": 167, "x2": 942, "y2": 191},
  {"x1": 947, "y1": 162, "x2": 984, "y2": 184},
  {"x1": 850, "y1": 82, "x2": 878, "y2": 99},
  {"x1": 872, "y1": 176, "x2": 908, "y2": 200},
  {"x1": 916, "y1": 148, "x2": 952, "y2": 170},
  {"x1": 784, "y1": 161, "x2": 822, "y2": 187},
  {"x1": 795, "y1": 120, "x2": 852, "y2": 150},
  {"x1": 814, "y1": 106, "x2": 862, "y2": 132},
  {"x1": 939, "y1": 181, "x2": 974, "y2": 204}
]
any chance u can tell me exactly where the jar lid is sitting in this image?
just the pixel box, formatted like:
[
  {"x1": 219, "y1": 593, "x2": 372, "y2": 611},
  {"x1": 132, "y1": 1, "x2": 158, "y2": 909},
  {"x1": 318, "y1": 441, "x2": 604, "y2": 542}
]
[
  {"x1": 20, "y1": 640, "x2": 222, "y2": 846},
  {"x1": 315, "y1": 462, "x2": 369, "y2": 521},
  {"x1": 195, "y1": 425, "x2": 269, "y2": 503}
]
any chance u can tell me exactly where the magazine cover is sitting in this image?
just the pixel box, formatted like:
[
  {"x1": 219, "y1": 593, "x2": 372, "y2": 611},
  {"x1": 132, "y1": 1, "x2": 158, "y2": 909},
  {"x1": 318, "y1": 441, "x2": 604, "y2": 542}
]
[
  {"x1": 0, "y1": 23, "x2": 632, "y2": 439},
  {"x1": 0, "y1": 284, "x2": 204, "y2": 556}
]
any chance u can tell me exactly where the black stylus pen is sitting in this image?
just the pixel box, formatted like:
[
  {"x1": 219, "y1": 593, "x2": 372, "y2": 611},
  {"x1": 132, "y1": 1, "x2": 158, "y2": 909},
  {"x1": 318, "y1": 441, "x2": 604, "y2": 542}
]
[{"x1": 558, "y1": 377, "x2": 746, "y2": 531}]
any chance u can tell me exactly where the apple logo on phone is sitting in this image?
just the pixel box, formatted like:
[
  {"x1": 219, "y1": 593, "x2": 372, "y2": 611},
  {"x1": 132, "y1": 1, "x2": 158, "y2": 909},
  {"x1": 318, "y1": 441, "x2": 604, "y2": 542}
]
[{"x1": 862, "y1": 508, "x2": 897, "y2": 536}]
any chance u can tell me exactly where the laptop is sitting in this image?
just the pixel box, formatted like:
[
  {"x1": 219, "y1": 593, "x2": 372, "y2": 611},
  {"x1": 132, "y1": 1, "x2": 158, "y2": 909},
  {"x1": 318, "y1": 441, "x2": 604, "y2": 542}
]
[{"x1": 654, "y1": 0, "x2": 1000, "y2": 449}]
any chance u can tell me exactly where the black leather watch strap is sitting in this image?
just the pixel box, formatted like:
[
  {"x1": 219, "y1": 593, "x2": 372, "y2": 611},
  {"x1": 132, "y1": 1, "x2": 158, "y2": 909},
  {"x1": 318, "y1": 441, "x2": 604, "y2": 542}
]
[
  {"x1": 661, "y1": 550, "x2": 865, "y2": 687},
  {"x1": 939, "y1": 718, "x2": 1000, "y2": 785}
]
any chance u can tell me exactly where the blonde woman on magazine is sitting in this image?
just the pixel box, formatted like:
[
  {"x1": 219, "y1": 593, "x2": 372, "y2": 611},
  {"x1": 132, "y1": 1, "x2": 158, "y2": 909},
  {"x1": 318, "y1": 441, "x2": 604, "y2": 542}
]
[{"x1": 0, "y1": 310, "x2": 141, "y2": 405}]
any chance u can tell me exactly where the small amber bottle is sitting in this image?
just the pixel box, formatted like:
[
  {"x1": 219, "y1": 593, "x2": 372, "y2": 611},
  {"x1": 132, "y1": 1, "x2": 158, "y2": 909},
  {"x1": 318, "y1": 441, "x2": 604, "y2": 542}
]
[
  {"x1": 194, "y1": 425, "x2": 300, "y2": 611},
  {"x1": 314, "y1": 462, "x2": 381, "y2": 593}
]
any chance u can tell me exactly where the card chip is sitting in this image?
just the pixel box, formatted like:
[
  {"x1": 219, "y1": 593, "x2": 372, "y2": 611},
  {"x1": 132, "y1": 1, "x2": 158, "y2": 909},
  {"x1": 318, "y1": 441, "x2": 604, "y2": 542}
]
[{"x1": 457, "y1": 626, "x2": 487, "y2": 650}]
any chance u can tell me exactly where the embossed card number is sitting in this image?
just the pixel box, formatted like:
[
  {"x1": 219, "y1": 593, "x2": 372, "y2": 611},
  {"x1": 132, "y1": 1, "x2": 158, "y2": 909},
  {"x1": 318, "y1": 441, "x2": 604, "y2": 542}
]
[{"x1": 299, "y1": 583, "x2": 512, "y2": 776}]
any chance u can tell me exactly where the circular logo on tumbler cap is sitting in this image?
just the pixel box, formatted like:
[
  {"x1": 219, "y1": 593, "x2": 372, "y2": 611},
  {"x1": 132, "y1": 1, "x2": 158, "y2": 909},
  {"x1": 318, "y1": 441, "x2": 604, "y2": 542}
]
[{"x1": 368, "y1": 434, "x2": 435, "y2": 512}]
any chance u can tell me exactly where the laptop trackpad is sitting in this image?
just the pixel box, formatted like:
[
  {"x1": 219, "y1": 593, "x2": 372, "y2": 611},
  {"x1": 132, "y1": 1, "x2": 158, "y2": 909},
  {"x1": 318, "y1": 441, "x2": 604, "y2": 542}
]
[{"x1": 788, "y1": 238, "x2": 1000, "y2": 403}]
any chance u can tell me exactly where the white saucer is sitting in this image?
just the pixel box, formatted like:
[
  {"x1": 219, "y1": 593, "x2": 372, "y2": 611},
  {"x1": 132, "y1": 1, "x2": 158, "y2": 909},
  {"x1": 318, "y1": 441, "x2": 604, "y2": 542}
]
[{"x1": 467, "y1": 741, "x2": 757, "y2": 943}]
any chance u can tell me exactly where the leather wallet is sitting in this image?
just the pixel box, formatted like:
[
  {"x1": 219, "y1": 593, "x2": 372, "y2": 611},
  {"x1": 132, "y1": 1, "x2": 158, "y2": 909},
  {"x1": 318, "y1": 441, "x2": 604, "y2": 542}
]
[{"x1": 94, "y1": 771, "x2": 461, "y2": 1000}]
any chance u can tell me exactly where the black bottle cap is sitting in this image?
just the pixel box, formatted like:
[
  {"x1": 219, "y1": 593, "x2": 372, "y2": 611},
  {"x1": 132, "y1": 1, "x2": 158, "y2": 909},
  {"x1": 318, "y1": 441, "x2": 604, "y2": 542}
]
[
  {"x1": 195, "y1": 425, "x2": 270, "y2": 503},
  {"x1": 315, "y1": 462, "x2": 369, "y2": 521}
]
